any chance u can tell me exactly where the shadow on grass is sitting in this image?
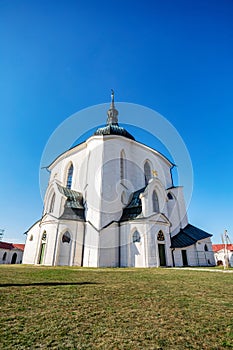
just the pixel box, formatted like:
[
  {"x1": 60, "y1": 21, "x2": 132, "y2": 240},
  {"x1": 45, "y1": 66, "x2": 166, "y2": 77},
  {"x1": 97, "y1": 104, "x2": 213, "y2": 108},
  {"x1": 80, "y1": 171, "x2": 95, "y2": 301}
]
[{"x1": 0, "y1": 281, "x2": 101, "y2": 288}]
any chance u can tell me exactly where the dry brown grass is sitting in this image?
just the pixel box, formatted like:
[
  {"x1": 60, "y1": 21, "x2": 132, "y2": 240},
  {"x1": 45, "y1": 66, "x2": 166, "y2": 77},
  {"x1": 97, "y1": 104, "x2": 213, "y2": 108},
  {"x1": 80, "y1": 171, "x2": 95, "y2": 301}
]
[{"x1": 0, "y1": 265, "x2": 233, "y2": 349}]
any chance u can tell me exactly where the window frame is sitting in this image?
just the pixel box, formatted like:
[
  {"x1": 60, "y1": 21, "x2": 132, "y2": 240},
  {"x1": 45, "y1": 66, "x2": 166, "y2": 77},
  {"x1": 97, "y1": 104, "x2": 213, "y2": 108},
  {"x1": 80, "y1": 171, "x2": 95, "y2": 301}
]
[
  {"x1": 157, "y1": 230, "x2": 165, "y2": 241},
  {"x1": 144, "y1": 161, "x2": 152, "y2": 186},
  {"x1": 152, "y1": 190, "x2": 159, "y2": 213},
  {"x1": 66, "y1": 163, "x2": 74, "y2": 189},
  {"x1": 133, "y1": 230, "x2": 141, "y2": 243}
]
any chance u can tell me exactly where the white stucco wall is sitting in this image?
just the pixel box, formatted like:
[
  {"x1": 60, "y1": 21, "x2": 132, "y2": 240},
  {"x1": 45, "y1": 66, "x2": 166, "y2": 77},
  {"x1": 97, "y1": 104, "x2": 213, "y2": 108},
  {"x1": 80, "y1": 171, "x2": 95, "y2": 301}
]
[
  {"x1": 173, "y1": 238, "x2": 215, "y2": 267},
  {"x1": 98, "y1": 223, "x2": 119, "y2": 267},
  {"x1": 0, "y1": 248, "x2": 24, "y2": 264},
  {"x1": 82, "y1": 223, "x2": 99, "y2": 267},
  {"x1": 214, "y1": 249, "x2": 233, "y2": 267},
  {"x1": 23, "y1": 221, "x2": 41, "y2": 264},
  {"x1": 46, "y1": 134, "x2": 174, "y2": 233}
]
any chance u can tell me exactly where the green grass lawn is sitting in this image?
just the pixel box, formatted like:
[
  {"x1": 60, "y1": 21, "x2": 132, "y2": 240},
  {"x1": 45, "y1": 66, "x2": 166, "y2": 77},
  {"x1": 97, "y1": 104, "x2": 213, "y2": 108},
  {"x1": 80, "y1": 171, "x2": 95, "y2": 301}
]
[{"x1": 0, "y1": 266, "x2": 233, "y2": 349}]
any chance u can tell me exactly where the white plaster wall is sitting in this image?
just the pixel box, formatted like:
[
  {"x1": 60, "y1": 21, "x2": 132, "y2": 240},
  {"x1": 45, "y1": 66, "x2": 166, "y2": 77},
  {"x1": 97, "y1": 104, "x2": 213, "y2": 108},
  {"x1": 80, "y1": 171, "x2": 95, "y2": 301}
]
[
  {"x1": 214, "y1": 250, "x2": 232, "y2": 267},
  {"x1": 99, "y1": 223, "x2": 119, "y2": 267},
  {"x1": 39, "y1": 220, "x2": 58, "y2": 266},
  {"x1": 120, "y1": 220, "x2": 172, "y2": 268},
  {"x1": 119, "y1": 222, "x2": 146, "y2": 267},
  {"x1": 186, "y1": 245, "x2": 200, "y2": 266},
  {"x1": 84, "y1": 139, "x2": 104, "y2": 230},
  {"x1": 0, "y1": 248, "x2": 23, "y2": 264},
  {"x1": 196, "y1": 238, "x2": 215, "y2": 266},
  {"x1": 120, "y1": 222, "x2": 130, "y2": 267},
  {"x1": 43, "y1": 183, "x2": 66, "y2": 218},
  {"x1": 46, "y1": 135, "x2": 174, "y2": 232},
  {"x1": 230, "y1": 254, "x2": 233, "y2": 267},
  {"x1": 72, "y1": 222, "x2": 85, "y2": 266},
  {"x1": 173, "y1": 249, "x2": 183, "y2": 267},
  {"x1": 48, "y1": 143, "x2": 87, "y2": 192},
  {"x1": 53, "y1": 221, "x2": 84, "y2": 266},
  {"x1": 98, "y1": 136, "x2": 173, "y2": 228},
  {"x1": 173, "y1": 246, "x2": 198, "y2": 267},
  {"x1": 173, "y1": 239, "x2": 215, "y2": 267},
  {"x1": 27, "y1": 218, "x2": 85, "y2": 267},
  {"x1": 82, "y1": 223, "x2": 99, "y2": 267},
  {"x1": 141, "y1": 178, "x2": 168, "y2": 218},
  {"x1": 129, "y1": 223, "x2": 147, "y2": 267},
  {"x1": 168, "y1": 187, "x2": 188, "y2": 237},
  {"x1": 23, "y1": 221, "x2": 41, "y2": 264}
]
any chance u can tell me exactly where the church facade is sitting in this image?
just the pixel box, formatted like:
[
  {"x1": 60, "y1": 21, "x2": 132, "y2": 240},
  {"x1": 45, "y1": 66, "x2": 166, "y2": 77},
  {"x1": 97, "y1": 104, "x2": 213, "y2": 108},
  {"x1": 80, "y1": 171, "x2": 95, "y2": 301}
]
[{"x1": 23, "y1": 94, "x2": 215, "y2": 267}]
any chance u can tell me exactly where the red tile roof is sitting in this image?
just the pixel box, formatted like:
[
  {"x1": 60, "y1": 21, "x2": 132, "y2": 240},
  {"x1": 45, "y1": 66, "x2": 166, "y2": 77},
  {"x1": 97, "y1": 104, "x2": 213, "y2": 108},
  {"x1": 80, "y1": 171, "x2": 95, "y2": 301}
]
[
  {"x1": 212, "y1": 244, "x2": 233, "y2": 252},
  {"x1": 12, "y1": 244, "x2": 25, "y2": 251},
  {"x1": 0, "y1": 242, "x2": 25, "y2": 251}
]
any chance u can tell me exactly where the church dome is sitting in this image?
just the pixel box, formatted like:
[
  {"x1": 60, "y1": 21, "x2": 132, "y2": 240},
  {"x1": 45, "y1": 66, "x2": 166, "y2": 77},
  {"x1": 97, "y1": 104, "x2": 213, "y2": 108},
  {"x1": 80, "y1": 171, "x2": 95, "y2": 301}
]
[
  {"x1": 94, "y1": 90, "x2": 135, "y2": 141},
  {"x1": 94, "y1": 124, "x2": 135, "y2": 140}
]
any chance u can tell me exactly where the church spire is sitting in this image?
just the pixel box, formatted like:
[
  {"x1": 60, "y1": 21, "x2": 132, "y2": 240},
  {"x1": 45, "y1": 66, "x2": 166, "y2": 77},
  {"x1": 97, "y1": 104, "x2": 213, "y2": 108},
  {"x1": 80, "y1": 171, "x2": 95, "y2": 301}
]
[{"x1": 107, "y1": 89, "x2": 119, "y2": 125}]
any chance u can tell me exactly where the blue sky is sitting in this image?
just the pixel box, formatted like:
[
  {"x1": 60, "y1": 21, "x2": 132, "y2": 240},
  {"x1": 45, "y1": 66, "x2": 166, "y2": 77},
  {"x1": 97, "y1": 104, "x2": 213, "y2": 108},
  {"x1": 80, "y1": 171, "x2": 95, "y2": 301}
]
[{"x1": 0, "y1": 0, "x2": 232, "y2": 243}]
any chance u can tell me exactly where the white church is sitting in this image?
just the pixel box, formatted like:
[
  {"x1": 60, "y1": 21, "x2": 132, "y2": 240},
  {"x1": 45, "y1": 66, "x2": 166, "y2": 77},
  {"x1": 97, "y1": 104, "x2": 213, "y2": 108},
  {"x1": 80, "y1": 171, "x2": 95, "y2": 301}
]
[{"x1": 23, "y1": 92, "x2": 215, "y2": 268}]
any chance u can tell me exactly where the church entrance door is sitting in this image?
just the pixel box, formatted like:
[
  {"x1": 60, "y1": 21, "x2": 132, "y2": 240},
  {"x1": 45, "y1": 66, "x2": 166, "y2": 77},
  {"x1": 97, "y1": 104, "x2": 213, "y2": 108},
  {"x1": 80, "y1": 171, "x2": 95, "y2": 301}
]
[
  {"x1": 158, "y1": 244, "x2": 166, "y2": 266},
  {"x1": 182, "y1": 250, "x2": 188, "y2": 266},
  {"x1": 39, "y1": 243, "x2": 46, "y2": 264}
]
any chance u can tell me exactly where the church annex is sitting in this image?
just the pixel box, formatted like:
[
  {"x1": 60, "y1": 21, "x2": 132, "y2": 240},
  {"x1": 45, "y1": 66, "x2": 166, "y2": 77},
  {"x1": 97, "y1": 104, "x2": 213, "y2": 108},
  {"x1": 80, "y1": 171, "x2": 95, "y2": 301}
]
[{"x1": 23, "y1": 93, "x2": 215, "y2": 267}]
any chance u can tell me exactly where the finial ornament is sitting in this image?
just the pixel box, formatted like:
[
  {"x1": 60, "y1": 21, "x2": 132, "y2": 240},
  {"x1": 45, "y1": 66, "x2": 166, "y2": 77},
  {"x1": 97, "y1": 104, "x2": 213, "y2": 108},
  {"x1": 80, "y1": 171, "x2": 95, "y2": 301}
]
[
  {"x1": 107, "y1": 89, "x2": 118, "y2": 125},
  {"x1": 111, "y1": 89, "x2": 114, "y2": 104}
]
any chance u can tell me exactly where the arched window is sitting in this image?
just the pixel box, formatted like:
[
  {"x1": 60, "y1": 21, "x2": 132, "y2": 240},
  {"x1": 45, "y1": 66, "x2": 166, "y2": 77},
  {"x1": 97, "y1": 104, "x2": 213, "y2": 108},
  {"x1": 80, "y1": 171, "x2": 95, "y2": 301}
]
[
  {"x1": 121, "y1": 191, "x2": 127, "y2": 205},
  {"x1": 167, "y1": 192, "x2": 173, "y2": 200},
  {"x1": 49, "y1": 193, "x2": 56, "y2": 213},
  {"x1": 42, "y1": 231, "x2": 47, "y2": 241},
  {"x1": 2, "y1": 252, "x2": 7, "y2": 261},
  {"x1": 66, "y1": 164, "x2": 73, "y2": 189},
  {"x1": 133, "y1": 230, "x2": 141, "y2": 243},
  {"x1": 29, "y1": 235, "x2": 33, "y2": 241},
  {"x1": 62, "y1": 231, "x2": 71, "y2": 244},
  {"x1": 157, "y1": 230, "x2": 165, "y2": 241},
  {"x1": 144, "y1": 161, "x2": 151, "y2": 186},
  {"x1": 204, "y1": 244, "x2": 208, "y2": 251},
  {"x1": 152, "y1": 190, "x2": 159, "y2": 213},
  {"x1": 120, "y1": 150, "x2": 126, "y2": 182}
]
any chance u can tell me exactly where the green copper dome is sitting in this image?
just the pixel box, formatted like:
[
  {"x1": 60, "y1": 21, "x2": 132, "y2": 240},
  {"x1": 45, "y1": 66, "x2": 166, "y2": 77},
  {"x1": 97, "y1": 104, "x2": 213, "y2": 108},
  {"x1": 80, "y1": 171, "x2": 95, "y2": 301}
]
[{"x1": 94, "y1": 123, "x2": 135, "y2": 140}]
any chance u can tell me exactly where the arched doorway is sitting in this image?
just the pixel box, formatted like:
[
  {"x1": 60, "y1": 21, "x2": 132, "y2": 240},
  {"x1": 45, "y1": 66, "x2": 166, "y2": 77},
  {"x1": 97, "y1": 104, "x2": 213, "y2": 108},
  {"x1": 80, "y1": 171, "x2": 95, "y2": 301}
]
[
  {"x1": 11, "y1": 252, "x2": 17, "y2": 264},
  {"x1": 38, "y1": 231, "x2": 47, "y2": 265},
  {"x1": 2, "y1": 252, "x2": 7, "y2": 262}
]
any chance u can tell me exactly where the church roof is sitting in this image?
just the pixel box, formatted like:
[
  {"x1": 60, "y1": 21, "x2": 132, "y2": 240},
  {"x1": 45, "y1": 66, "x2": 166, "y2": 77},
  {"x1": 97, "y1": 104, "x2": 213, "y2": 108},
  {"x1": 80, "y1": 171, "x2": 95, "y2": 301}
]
[
  {"x1": 120, "y1": 187, "x2": 146, "y2": 221},
  {"x1": 57, "y1": 184, "x2": 85, "y2": 221},
  {"x1": 57, "y1": 184, "x2": 84, "y2": 209},
  {"x1": 0, "y1": 242, "x2": 25, "y2": 251},
  {"x1": 94, "y1": 124, "x2": 135, "y2": 140},
  {"x1": 212, "y1": 244, "x2": 233, "y2": 252},
  {"x1": 59, "y1": 206, "x2": 85, "y2": 221},
  {"x1": 171, "y1": 224, "x2": 212, "y2": 248}
]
